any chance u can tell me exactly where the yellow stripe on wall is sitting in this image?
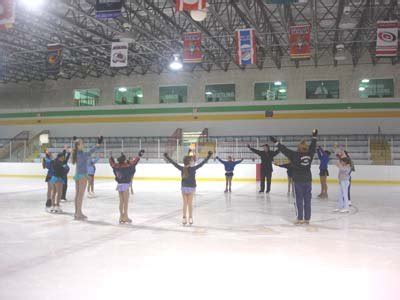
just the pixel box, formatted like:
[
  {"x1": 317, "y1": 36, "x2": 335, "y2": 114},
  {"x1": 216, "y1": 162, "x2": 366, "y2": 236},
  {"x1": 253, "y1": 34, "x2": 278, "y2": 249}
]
[
  {"x1": 0, "y1": 174, "x2": 398, "y2": 185},
  {"x1": 1, "y1": 110, "x2": 400, "y2": 125}
]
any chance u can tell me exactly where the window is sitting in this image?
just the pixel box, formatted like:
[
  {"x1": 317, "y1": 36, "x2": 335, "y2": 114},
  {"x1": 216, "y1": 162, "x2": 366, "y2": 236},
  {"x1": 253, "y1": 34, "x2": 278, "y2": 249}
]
[
  {"x1": 205, "y1": 84, "x2": 235, "y2": 102},
  {"x1": 359, "y1": 79, "x2": 394, "y2": 98},
  {"x1": 159, "y1": 86, "x2": 187, "y2": 103},
  {"x1": 306, "y1": 80, "x2": 339, "y2": 99},
  {"x1": 73, "y1": 89, "x2": 100, "y2": 106},
  {"x1": 254, "y1": 81, "x2": 287, "y2": 101},
  {"x1": 114, "y1": 87, "x2": 143, "y2": 105}
]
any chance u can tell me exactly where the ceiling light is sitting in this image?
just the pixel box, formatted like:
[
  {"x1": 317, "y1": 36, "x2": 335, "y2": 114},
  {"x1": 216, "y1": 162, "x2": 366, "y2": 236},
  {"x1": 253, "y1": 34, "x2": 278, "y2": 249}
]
[
  {"x1": 359, "y1": 87, "x2": 366, "y2": 91},
  {"x1": 169, "y1": 54, "x2": 183, "y2": 71},
  {"x1": 137, "y1": 94, "x2": 143, "y2": 98},
  {"x1": 278, "y1": 89, "x2": 286, "y2": 93},
  {"x1": 361, "y1": 79, "x2": 370, "y2": 83},
  {"x1": 20, "y1": 0, "x2": 44, "y2": 9},
  {"x1": 274, "y1": 81, "x2": 282, "y2": 86},
  {"x1": 118, "y1": 87, "x2": 127, "y2": 92},
  {"x1": 205, "y1": 91, "x2": 213, "y2": 95}
]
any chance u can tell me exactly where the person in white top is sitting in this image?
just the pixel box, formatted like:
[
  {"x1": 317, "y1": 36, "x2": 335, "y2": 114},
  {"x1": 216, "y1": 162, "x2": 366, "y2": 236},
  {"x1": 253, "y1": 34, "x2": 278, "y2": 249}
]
[{"x1": 334, "y1": 157, "x2": 352, "y2": 213}]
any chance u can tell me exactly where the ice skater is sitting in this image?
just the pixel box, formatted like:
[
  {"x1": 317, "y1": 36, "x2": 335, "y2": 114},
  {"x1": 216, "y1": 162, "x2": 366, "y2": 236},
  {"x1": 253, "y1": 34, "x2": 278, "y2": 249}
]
[
  {"x1": 317, "y1": 146, "x2": 331, "y2": 198},
  {"x1": 275, "y1": 161, "x2": 295, "y2": 196},
  {"x1": 215, "y1": 156, "x2": 243, "y2": 192},
  {"x1": 247, "y1": 143, "x2": 280, "y2": 193},
  {"x1": 334, "y1": 157, "x2": 352, "y2": 213},
  {"x1": 71, "y1": 136, "x2": 103, "y2": 220},
  {"x1": 109, "y1": 150, "x2": 144, "y2": 224},
  {"x1": 60, "y1": 147, "x2": 71, "y2": 202},
  {"x1": 334, "y1": 145, "x2": 355, "y2": 206},
  {"x1": 270, "y1": 129, "x2": 318, "y2": 225},
  {"x1": 49, "y1": 150, "x2": 71, "y2": 213},
  {"x1": 163, "y1": 151, "x2": 213, "y2": 226},
  {"x1": 42, "y1": 149, "x2": 54, "y2": 209},
  {"x1": 87, "y1": 155, "x2": 100, "y2": 198}
]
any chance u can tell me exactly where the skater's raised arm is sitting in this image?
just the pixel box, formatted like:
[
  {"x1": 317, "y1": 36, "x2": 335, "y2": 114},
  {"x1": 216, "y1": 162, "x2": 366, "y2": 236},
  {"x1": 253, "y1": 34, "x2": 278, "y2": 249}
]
[
  {"x1": 163, "y1": 153, "x2": 183, "y2": 171},
  {"x1": 270, "y1": 148, "x2": 280, "y2": 157},
  {"x1": 308, "y1": 129, "x2": 318, "y2": 159},
  {"x1": 129, "y1": 150, "x2": 145, "y2": 166},
  {"x1": 234, "y1": 158, "x2": 244, "y2": 165},
  {"x1": 247, "y1": 144, "x2": 263, "y2": 156},
  {"x1": 216, "y1": 156, "x2": 226, "y2": 164},
  {"x1": 194, "y1": 151, "x2": 213, "y2": 170},
  {"x1": 270, "y1": 136, "x2": 295, "y2": 161},
  {"x1": 109, "y1": 154, "x2": 117, "y2": 168}
]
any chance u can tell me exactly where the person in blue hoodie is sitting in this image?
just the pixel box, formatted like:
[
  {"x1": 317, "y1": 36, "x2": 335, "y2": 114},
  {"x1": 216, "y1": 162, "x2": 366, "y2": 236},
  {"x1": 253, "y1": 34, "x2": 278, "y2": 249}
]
[
  {"x1": 109, "y1": 150, "x2": 144, "y2": 224},
  {"x1": 42, "y1": 149, "x2": 54, "y2": 209},
  {"x1": 216, "y1": 156, "x2": 244, "y2": 193},
  {"x1": 71, "y1": 136, "x2": 103, "y2": 220},
  {"x1": 317, "y1": 146, "x2": 331, "y2": 198}
]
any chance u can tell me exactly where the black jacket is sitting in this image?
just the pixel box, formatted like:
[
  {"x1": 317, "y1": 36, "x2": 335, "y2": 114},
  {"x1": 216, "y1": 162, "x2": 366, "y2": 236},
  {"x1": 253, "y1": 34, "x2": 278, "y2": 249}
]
[
  {"x1": 277, "y1": 138, "x2": 317, "y2": 183},
  {"x1": 249, "y1": 147, "x2": 279, "y2": 172}
]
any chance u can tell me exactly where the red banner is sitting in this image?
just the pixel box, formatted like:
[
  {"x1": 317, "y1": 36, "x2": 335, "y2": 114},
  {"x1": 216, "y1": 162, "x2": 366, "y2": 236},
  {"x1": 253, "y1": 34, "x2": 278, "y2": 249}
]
[
  {"x1": 183, "y1": 32, "x2": 202, "y2": 63},
  {"x1": 289, "y1": 24, "x2": 311, "y2": 60},
  {"x1": 0, "y1": 0, "x2": 16, "y2": 30},
  {"x1": 176, "y1": 0, "x2": 206, "y2": 11}
]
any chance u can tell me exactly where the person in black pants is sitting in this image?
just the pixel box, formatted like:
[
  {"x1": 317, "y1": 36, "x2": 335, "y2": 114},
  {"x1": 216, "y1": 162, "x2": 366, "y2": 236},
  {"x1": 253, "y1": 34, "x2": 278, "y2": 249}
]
[
  {"x1": 247, "y1": 143, "x2": 280, "y2": 193},
  {"x1": 60, "y1": 147, "x2": 71, "y2": 201},
  {"x1": 270, "y1": 129, "x2": 318, "y2": 225}
]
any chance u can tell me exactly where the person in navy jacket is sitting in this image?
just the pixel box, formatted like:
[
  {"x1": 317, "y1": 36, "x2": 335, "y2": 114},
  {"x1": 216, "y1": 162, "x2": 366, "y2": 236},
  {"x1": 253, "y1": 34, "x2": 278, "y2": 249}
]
[
  {"x1": 109, "y1": 150, "x2": 144, "y2": 224},
  {"x1": 216, "y1": 156, "x2": 243, "y2": 192}
]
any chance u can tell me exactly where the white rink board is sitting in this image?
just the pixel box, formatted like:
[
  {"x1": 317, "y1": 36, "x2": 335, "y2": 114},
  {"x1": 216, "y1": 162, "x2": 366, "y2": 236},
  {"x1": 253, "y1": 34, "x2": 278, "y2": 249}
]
[{"x1": 0, "y1": 162, "x2": 400, "y2": 182}]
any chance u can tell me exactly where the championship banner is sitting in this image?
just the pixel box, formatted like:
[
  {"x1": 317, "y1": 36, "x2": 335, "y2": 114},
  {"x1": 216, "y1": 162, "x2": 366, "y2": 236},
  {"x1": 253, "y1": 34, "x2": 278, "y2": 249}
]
[
  {"x1": 176, "y1": 0, "x2": 206, "y2": 12},
  {"x1": 183, "y1": 32, "x2": 202, "y2": 63},
  {"x1": 289, "y1": 24, "x2": 311, "y2": 59},
  {"x1": 110, "y1": 42, "x2": 128, "y2": 67},
  {"x1": 376, "y1": 21, "x2": 398, "y2": 57},
  {"x1": 95, "y1": 0, "x2": 123, "y2": 19},
  {"x1": 235, "y1": 28, "x2": 256, "y2": 65},
  {"x1": 46, "y1": 44, "x2": 62, "y2": 75},
  {"x1": 0, "y1": 0, "x2": 16, "y2": 30}
]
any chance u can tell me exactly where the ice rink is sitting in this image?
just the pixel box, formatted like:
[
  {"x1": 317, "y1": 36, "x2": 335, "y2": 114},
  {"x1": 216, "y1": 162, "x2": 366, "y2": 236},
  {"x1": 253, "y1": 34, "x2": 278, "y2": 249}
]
[{"x1": 0, "y1": 177, "x2": 399, "y2": 300}]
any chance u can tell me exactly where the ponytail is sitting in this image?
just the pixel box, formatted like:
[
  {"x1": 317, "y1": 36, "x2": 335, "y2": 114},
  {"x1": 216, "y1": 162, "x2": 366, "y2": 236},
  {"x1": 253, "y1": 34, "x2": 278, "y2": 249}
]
[{"x1": 182, "y1": 166, "x2": 189, "y2": 179}]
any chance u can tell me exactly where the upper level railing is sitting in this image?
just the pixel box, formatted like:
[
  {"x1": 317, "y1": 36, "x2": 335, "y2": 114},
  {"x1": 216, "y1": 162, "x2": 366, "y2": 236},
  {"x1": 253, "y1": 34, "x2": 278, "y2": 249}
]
[{"x1": 1, "y1": 133, "x2": 399, "y2": 165}]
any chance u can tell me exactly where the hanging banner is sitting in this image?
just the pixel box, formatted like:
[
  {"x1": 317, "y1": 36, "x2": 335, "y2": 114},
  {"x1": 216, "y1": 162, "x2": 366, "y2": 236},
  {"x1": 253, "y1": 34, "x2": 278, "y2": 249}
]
[
  {"x1": 183, "y1": 32, "x2": 202, "y2": 63},
  {"x1": 235, "y1": 28, "x2": 256, "y2": 65},
  {"x1": 0, "y1": 0, "x2": 16, "y2": 30},
  {"x1": 289, "y1": 24, "x2": 311, "y2": 59},
  {"x1": 376, "y1": 21, "x2": 398, "y2": 57},
  {"x1": 176, "y1": 0, "x2": 206, "y2": 12},
  {"x1": 95, "y1": 0, "x2": 123, "y2": 19},
  {"x1": 264, "y1": 0, "x2": 297, "y2": 3},
  {"x1": 110, "y1": 42, "x2": 128, "y2": 67},
  {"x1": 46, "y1": 44, "x2": 62, "y2": 75}
]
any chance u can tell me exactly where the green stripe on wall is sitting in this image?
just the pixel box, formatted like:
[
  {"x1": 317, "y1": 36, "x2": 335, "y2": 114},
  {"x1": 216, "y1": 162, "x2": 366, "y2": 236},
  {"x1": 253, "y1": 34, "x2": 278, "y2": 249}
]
[{"x1": 0, "y1": 101, "x2": 399, "y2": 119}]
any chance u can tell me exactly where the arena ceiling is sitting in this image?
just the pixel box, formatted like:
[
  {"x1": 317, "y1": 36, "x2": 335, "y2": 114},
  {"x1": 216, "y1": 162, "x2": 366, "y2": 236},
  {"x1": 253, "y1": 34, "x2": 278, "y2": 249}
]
[{"x1": 0, "y1": 0, "x2": 398, "y2": 83}]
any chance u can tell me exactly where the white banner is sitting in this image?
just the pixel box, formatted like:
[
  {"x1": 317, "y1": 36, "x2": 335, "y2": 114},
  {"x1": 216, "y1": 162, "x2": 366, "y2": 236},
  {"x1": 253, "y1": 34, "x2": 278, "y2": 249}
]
[
  {"x1": 376, "y1": 21, "x2": 399, "y2": 57},
  {"x1": 110, "y1": 42, "x2": 128, "y2": 67}
]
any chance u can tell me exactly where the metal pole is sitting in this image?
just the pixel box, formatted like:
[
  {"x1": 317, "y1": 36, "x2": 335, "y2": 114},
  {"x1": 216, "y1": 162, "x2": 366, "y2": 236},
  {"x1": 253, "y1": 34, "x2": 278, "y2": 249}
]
[
  {"x1": 121, "y1": 139, "x2": 124, "y2": 153},
  {"x1": 9, "y1": 140, "x2": 12, "y2": 161},
  {"x1": 157, "y1": 139, "x2": 160, "y2": 159},
  {"x1": 104, "y1": 139, "x2": 107, "y2": 158},
  {"x1": 256, "y1": 137, "x2": 259, "y2": 149},
  {"x1": 215, "y1": 138, "x2": 218, "y2": 157},
  {"x1": 235, "y1": 138, "x2": 238, "y2": 157},
  {"x1": 24, "y1": 140, "x2": 26, "y2": 161},
  {"x1": 324, "y1": 137, "x2": 326, "y2": 149},
  {"x1": 345, "y1": 138, "x2": 348, "y2": 151},
  {"x1": 391, "y1": 138, "x2": 394, "y2": 164},
  {"x1": 367, "y1": 136, "x2": 371, "y2": 160},
  {"x1": 139, "y1": 138, "x2": 142, "y2": 150},
  {"x1": 176, "y1": 139, "x2": 179, "y2": 161}
]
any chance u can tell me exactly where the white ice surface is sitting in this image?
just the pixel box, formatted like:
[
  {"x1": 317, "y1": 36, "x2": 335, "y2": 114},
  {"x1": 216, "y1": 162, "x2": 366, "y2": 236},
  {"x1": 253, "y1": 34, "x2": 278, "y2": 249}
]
[{"x1": 0, "y1": 178, "x2": 399, "y2": 300}]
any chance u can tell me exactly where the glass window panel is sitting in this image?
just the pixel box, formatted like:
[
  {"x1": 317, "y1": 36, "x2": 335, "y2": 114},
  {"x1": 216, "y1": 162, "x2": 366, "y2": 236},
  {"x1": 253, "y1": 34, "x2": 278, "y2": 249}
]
[
  {"x1": 306, "y1": 80, "x2": 339, "y2": 99},
  {"x1": 254, "y1": 82, "x2": 287, "y2": 101},
  {"x1": 73, "y1": 89, "x2": 100, "y2": 106},
  {"x1": 159, "y1": 86, "x2": 188, "y2": 103},
  {"x1": 205, "y1": 84, "x2": 235, "y2": 102},
  {"x1": 359, "y1": 79, "x2": 394, "y2": 98},
  {"x1": 114, "y1": 87, "x2": 143, "y2": 105}
]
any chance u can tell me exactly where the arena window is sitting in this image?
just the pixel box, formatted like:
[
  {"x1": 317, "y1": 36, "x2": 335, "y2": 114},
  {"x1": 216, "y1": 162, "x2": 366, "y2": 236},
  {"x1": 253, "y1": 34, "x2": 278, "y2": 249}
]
[
  {"x1": 254, "y1": 81, "x2": 287, "y2": 101},
  {"x1": 114, "y1": 87, "x2": 143, "y2": 105},
  {"x1": 358, "y1": 79, "x2": 394, "y2": 98},
  {"x1": 205, "y1": 84, "x2": 235, "y2": 102}
]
